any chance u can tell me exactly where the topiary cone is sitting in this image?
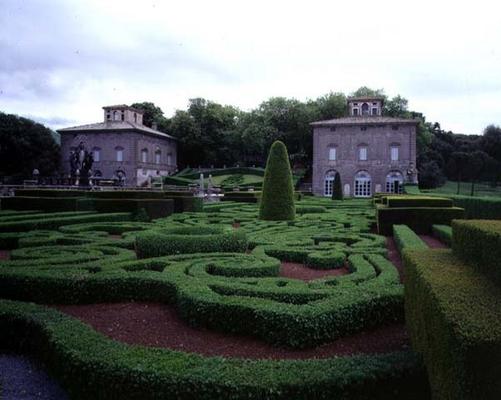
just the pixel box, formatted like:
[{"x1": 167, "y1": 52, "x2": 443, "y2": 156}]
[
  {"x1": 332, "y1": 172, "x2": 343, "y2": 200},
  {"x1": 259, "y1": 141, "x2": 296, "y2": 220}
]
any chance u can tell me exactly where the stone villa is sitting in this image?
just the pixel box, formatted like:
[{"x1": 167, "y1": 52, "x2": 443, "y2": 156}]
[
  {"x1": 58, "y1": 105, "x2": 177, "y2": 186},
  {"x1": 311, "y1": 96, "x2": 418, "y2": 197}
]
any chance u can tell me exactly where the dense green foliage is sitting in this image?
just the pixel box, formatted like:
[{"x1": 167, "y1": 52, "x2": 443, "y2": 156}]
[
  {"x1": 376, "y1": 195, "x2": 465, "y2": 235},
  {"x1": 392, "y1": 225, "x2": 428, "y2": 254},
  {"x1": 1, "y1": 189, "x2": 202, "y2": 217},
  {"x1": 259, "y1": 141, "x2": 295, "y2": 221},
  {"x1": 0, "y1": 198, "x2": 434, "y2": 397},
  {"x1": 0, "y1": 199, "x2": 402, "y2": 348},
  {"x1": 431, "y1": 224, "x2": 452, "y2": 246},
  {"x1": 0, "y1": 300, "x2": 429, "y2": 400},
  {"x1": 452, "y1": 220, "x2": 501, "y2": 286},
  {"x1": 404, "y1": 247, "x2": 501, "y2": 399},
  {"x1": 0, "y1": 111, "x2": 60, "y2": 179},
  {"x1": 332, "y1": 171, "x2": 343, "y2": 200}
]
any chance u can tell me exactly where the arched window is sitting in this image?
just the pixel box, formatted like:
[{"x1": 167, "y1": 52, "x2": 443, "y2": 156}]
[
  {"x1": 155, "y1": 149, "x2": 161, "y2": 164},
  {"x1": 361, "y1": 103, "x2": 369, "y2": 116},
  {"x1": 115, "y1": 146, "x2": 124, "y2": 162},
  {"x1": 323, "y1": 170, "x2": 337, "y2": 197},
  {"x1": 386, "y1": 171, "x2": 404, "y2": 193},
  {"x1": 92, "y1": 147, "x2": 101, "y2": 162},
  {"x1": 328, "y1": 146, "x2": 337, "y2": 161},
  {"x1": 354, "y1": 171, "x2": 371, "y2": 197},
  {"x1": 141, "y1": 148, "x2": 148, "y2": 163}
]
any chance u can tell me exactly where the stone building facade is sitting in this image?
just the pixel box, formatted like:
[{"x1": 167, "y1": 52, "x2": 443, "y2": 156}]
[
  {"x1": 58, "y1": 105, "x2": 177, "y2": 186},
  {"x1": 311, "y1": 97, "x2": 418, "y2": 197}
]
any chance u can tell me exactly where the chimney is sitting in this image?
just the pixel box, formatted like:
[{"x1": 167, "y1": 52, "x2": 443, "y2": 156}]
[{"x1": 152, "y1": 122, "x2": 158, "y2": 130}]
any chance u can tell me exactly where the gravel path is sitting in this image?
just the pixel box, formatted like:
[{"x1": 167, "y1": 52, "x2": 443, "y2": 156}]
[
  {"x1": 0, "y1": 354, "x2": 68, "y2": 400},
  {"x1": 55, "y1": 302, "x2": 410, "y2": 359}
]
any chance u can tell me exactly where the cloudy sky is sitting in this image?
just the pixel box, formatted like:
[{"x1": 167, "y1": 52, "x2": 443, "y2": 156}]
[{"x1": 1, "y1": 0, "x2": 500, "y2": 134}]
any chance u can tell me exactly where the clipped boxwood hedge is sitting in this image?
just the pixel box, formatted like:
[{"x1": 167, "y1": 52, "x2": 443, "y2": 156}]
[
  {"x1": 452, "y1": 219, "x2": 501, "y2": 286},
  {"x1": 376, "y1": 206, "x2": 465, "y2": 235},
  {"x1": 0, "y1": 299, "x2": 429, "y2": 400},
  {"x1": 404, "y1": 248, "x2": 501, "y2": 399},
  {"x1": 392, "y1": 225, "x2": 428, "y2": 254},
  {"x1": 386, "y1": 196, "x2": 453, "y2": 208},
  {"x1": 135, "y1": 227, "x2": 248, "y2": 258},
  {"x1": 432, "y1": 224, "x2": 452, "y2": 246}
]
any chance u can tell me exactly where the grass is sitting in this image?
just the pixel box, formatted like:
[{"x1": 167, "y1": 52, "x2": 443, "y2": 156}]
[{"x1": 423, "y1": 181, "x2": 501, "y2": 197}]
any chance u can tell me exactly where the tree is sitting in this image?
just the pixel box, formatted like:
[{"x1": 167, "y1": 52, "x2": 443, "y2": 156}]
[
  {"x1": 467, "y1": 150, "x2": 489, "y2": 196},
  {"x1": 332, "y1": 172, "x2": 343, "y2": 200},
  {"x1": 447, "y1": 152, "x2": 471, "y2": 194},
  {"x1": 130, "y1": 102, "x2": 170, "y2": 131},
  {"x1": 0, "y1": 112, "x2": 60, "y2": 179},
  {"x1": 418, "y1": 160, "x2": 446, "y2": 189},
  {"x1": 259, "y1": 141, "x2": 295, "y2": 221}
]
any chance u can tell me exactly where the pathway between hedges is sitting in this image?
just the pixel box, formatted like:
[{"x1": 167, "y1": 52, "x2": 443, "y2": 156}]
[
  {"x1": 54, "y1": 302, "x2": 410, "y2": 359},
  {"x1": 0, "y1": 354, "x2": 68, "y2": 400}
]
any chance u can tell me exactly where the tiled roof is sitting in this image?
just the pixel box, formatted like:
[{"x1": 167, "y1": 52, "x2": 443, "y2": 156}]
[
  {"x1": 310, "y1": 116, "x2": 419, "y2": 127},
  {"x1": 57, "y1": 121, "x2": 177, "y2": 140}
]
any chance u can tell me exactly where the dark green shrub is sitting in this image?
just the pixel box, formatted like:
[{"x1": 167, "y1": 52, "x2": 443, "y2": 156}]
[
  {"x1": 135, "y1": 227, "x2": 248, "y2": 258},
  {"x1": 1, "y1": 196, "x2": 83, "y2": 212},
  {"x1": 376, "y1": 206, "x2": 465, "y2": 235},
  {"x1": 83, "y1": 199, "x2": 174, "y2": 220},
  {"x1": 0, "y1": 299, "x2": 429, "y2": 400},
  {"x1": 259, "y1": 141, "x2": 295, "y2": 221},
  {"x1": 305, "y1": 250, "x2": 345, "y2": 269},
  {"x1": 332, "y1": 172, "x2": 343, "y2": 200},
  {"x1": 452, "y1": 219, "x2": 501, "y2": 286},
  {"x1": 432, "y1": 224, "x2": 452, "y2": 246},
  {"x1": 386, "y1": 196, "x2": 453, "y2": 208},
  {"x1": 392, "y1": 225, "x2": 428, "y2": 254},
  {"x1": 404, "y1": 248, "x2": 501, "y2": 399}
]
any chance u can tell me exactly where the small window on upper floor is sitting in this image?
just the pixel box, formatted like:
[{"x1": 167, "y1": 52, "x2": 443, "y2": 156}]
[
  {"x1": 361, "y1": 126, "x2": 367, "y2": 131},
  {"x1": 121, "y1": 111, "x2": 125, "y2": 121},
  {"x1": 391, "y1": 146, "x2": 399, "y2": 161},
  {"x1": 106, "y1": 112, "x2": 111, "y2": 121},
  {"x1": 330, "y1": 127, "x2": 336, "y2": 132},
  {"x1": 134, "y1": 113, "x2": 137, "y2": 123},
  {"x1": 113, "y1": 111, "x2": 120, "y2": 121},
  {"x1": 359, "y1": 147, "x2": 368, "y2": 161},
  {"x1": 92, "y1": 147, "x2": 101, "y2": 162},
  {"x1": 155, "y1": 149, "x2": 161, "y2": 164},
  {"x1": 361, "y1": 103, "x2": 369, "y2": 116},
  {"x1": 372, "y1": 107, "x2": 378, "y2": 115},
  {"x1": 115, "y1": 147, "x2": 124, "y2": 162},
  {"x1": 353, "y1": 108, "x2": 359, "y2": 116},
  {"x1": 328, "y1": 147, "x2": 337, "y2": 161},
  {"x1": 141, "y1": 148, "x2": 148, "y2": 163}
]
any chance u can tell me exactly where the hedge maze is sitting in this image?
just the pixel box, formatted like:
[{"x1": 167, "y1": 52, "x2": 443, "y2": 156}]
[{"x1": 0, "y1": 198, "x2": 433, "y2": 399}]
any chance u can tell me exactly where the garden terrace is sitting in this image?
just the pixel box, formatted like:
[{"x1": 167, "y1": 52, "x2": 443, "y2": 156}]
[
  {"x1": 404, "y1": 219, "x2": 501, "y2": 399},
  {"x1": 0, "y1": 198, "x2": 432, "y2": 398}
]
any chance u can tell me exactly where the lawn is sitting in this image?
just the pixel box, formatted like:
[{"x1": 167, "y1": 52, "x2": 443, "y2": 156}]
[
  {"x1": 0, "y1": 197, "x2": 431, "y2": 399},
  {"x1": 423, "y1": 180, "x2": 501, "y2": 197}
]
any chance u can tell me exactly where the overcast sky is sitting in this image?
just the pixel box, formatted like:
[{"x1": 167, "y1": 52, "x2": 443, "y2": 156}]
[{"x1": 1, "y1": 0, "x2": 500, "y2": 134}]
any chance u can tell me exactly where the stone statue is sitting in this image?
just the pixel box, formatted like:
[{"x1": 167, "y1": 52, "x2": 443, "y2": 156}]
[{"x1": 70, "y1": 142, "x2": 93, "y2": 186}]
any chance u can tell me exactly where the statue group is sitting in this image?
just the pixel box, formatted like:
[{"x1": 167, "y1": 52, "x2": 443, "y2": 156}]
[{"x1": 69, "y1": 142, "x2": 94, "y2": 186}]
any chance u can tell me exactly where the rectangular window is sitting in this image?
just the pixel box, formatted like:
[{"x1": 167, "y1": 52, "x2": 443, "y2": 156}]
[
  {"x1": 328, "y1": 147, "x2": 336, "y2": 161},
  {"x1": 155, "y1": 152, "x2": 161, "y2": 164},
  {"x1": 391, "y1": 146, "x2": 399, "y2": 161},
  {"x1": 141, "y1": 151, "x2": 148, "y2": 163},
  {"x1": 359, "y1": 147, "x2": 367, "y2": 161},
  {"x1": 372, "y1": 107, "x2": 378, "y2": 115},
  {"x1": 116, "y1": 150, "x2": 123, "y2": 162},
  {"x1": 93, "y1": 149, "x2": 100, "y2": 162},
  {"x1": 353, "y1": 108, "x2": 359, "y2": 116}
]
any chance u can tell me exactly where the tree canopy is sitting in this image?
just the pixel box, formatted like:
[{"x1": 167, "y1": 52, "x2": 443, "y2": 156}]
[{"x1": 0, "y1": 112, "x2": 60, "y2": 178}]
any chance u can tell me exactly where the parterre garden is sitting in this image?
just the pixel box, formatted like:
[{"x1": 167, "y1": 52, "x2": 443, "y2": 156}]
[
  {"x1": 0, "y1": 195, "x2": 433, "y2": 399},
  {"x1": 1, "y1": 176, "x2": 501, "y2": 398}
]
